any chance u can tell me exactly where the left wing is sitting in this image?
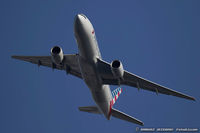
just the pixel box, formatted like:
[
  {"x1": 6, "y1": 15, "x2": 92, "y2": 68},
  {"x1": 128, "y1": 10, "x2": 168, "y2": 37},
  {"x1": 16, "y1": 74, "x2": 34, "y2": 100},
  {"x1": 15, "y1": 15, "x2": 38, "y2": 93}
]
[
  {"x1": 97, "y1": 59, "x2": 195, "y2": 101},
  {"x1": 12, "y1": 54, "x2": 82, "y2": 78}
]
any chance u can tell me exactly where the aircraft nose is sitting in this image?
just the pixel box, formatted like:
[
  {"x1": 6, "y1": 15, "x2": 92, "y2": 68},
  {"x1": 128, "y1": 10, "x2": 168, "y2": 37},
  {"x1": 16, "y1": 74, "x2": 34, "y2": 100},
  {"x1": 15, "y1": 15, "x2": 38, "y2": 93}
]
[
  {"x1": 74, "y1": 14, "x2": 82, "y2": 34},
  {"x1": 74, "y1": 14, "x2": 88, "y2": 35},
  {"x1": 74, "y1": 14, "x2": 81, "y2": 24},
  {"x1": 74, "y1": 14, "x2": 85, "y2": 32},
  {"x1": 74, "y1": 14, "x2": 87, "y2": 25}
]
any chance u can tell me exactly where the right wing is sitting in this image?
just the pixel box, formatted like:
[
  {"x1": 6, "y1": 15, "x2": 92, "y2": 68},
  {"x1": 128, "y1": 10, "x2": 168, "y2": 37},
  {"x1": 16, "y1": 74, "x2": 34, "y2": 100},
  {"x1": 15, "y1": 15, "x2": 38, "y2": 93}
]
[
  {"x1": 97, "y1": 59, "x2": 195, "y2": 101},
  {"x1": 12, "y1": 54, "x2": 82, "y2": 78}
]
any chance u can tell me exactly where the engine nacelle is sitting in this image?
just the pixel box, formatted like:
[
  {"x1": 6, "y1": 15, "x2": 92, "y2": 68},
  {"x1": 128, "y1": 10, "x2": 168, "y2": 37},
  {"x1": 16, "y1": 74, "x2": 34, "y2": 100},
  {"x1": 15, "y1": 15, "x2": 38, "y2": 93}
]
[
  {"x1": 111, "y1": 60, "x2": 124, "y2": 79},
  {"x1": 51, "y1": 46, "x2": 64, "y2": 64}
]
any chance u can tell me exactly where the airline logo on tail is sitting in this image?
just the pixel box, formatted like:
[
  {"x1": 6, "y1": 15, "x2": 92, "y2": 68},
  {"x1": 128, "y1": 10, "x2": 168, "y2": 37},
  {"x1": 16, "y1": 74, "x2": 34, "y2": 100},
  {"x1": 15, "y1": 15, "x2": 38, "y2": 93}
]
[
  {"x1": 111, "y1": 87, "x2": 122, "y2": 107},
  {"x1": 108, "y1": 87, "x2": 123, "y2": 118}
]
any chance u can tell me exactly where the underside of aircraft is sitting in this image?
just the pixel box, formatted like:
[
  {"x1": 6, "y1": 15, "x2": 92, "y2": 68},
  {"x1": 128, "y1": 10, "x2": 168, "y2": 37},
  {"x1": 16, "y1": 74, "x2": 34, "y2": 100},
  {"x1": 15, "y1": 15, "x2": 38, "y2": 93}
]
[{"x1": 12, "y1": 14, "x2": 195, "y2": 126}]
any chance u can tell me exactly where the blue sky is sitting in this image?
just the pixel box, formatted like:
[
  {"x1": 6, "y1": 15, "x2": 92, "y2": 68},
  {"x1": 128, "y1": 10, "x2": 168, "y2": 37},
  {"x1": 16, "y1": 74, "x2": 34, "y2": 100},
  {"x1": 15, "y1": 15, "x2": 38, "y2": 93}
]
[{"x1": 0, "y1": 0, "x2": 200, "y2": 132}]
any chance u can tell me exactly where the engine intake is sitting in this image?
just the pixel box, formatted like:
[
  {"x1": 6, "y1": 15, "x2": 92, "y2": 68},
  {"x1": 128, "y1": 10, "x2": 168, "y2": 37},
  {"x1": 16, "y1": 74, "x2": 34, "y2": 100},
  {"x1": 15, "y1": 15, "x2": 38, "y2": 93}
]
[
  {"x1": 111, "y1": 60, "x2": 124, "y2": 79},
  {"x1": 51, "y1": 46, "x2": 64, "y2": 64}
]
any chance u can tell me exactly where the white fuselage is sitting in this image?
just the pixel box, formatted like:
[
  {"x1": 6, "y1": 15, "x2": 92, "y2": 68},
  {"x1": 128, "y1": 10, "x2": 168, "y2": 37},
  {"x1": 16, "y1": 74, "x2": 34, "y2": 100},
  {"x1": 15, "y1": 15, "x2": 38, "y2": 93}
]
[{"x1": 74, "y1": 14, "x2": 112, "y2": 119}]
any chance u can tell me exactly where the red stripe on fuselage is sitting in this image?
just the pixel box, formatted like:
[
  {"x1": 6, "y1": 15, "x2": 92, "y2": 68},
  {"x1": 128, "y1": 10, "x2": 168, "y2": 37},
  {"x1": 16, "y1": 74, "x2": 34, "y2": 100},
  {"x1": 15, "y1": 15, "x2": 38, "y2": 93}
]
[{"x1": 108, "y1": 101, "x2": 113, "y2": 119}]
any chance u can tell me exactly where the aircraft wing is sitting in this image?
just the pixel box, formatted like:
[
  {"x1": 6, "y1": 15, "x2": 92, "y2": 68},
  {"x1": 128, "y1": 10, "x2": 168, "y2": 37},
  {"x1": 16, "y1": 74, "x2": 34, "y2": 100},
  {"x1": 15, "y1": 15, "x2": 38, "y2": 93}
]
[
  {"x1": 97, "y1": 59, "x2": 195, "y2": 101},
  {"x1": 12, "y1": 54, "x2": 82, "y2": 78}
]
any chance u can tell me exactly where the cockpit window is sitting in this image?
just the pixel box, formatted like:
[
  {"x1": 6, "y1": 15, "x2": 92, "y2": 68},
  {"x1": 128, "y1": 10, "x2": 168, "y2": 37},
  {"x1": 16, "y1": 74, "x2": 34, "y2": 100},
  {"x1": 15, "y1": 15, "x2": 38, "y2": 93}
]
[{"x1": 80, "y1": 14, "x2": 87, "y2": 19}]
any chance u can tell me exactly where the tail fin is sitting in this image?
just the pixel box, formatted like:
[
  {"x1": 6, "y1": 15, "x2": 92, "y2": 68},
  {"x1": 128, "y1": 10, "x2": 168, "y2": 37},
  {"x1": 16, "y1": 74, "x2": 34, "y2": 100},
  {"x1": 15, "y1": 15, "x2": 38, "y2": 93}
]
[{"x1": 111, "y1": 87, "x2": 122, "y2": 106}]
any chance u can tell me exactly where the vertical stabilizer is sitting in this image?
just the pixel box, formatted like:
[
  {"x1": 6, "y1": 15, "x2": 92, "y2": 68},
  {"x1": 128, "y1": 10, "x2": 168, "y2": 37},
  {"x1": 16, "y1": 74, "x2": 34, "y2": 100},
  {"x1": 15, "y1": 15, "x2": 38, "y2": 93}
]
[{"x1": 111, "y1": 87, "x2": 122, "y2": 106}]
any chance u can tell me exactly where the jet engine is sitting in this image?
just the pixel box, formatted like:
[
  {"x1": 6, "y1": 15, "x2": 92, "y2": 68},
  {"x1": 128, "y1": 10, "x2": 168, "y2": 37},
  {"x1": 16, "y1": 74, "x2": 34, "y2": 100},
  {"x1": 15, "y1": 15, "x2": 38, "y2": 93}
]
[
  {"x1": 51, "y1": 46, "x2": 64, "y2": 64},
  {"x1": 111, "y1": 60, "x2": 124, "y2": 79}
]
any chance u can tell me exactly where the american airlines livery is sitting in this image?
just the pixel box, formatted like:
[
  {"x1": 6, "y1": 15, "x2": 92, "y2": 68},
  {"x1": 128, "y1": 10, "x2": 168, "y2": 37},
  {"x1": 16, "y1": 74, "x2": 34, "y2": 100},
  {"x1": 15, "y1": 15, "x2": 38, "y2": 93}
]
[{"x1": 12, "y1": 14, "x2": 195, "y2": 126}]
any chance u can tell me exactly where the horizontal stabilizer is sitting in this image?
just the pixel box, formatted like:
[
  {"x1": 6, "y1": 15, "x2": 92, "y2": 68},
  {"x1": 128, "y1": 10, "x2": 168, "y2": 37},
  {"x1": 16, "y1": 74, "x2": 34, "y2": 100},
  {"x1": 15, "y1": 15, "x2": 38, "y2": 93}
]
[
  {"x1": 78, "y1": 106, "x2": 101, "y2": 114},
  {"x1": 111, "y1": 108, "x2": 144, "y2": 126}
]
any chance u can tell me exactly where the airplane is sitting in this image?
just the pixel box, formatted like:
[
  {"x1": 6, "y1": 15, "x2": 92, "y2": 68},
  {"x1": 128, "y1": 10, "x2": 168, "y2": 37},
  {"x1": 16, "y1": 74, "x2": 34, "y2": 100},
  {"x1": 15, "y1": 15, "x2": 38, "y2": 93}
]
[{"x1": 12, "y1": 14, "x2": 195, "y2": 126}]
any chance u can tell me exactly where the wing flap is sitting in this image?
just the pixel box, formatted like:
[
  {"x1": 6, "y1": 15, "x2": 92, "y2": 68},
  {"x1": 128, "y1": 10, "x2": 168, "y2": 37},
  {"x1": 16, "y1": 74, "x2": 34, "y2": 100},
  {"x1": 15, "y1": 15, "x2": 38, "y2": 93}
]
[{"x1": 111, "y1": 108, "x2": 144, "y2": 126}]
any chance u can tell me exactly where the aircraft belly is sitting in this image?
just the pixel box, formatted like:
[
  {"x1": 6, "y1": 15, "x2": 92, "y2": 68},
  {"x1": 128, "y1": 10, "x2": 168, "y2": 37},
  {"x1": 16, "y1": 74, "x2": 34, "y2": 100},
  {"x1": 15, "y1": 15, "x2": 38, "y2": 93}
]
[
  {"x1": 78, "y1": 56, "x2": 99, "y2": 89},
  {"x1": 78, "y1": 56, "x2": 112, "y2": 117},
  {"x1": 90, "y1": 85, "x2": 112, "y2": 118},
  {"x1": 75, "y1": 17, "x2": 113, "y2": 118},
  {"x1": 75, "y1": 24, "x2": 100, "y2": 61}
]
